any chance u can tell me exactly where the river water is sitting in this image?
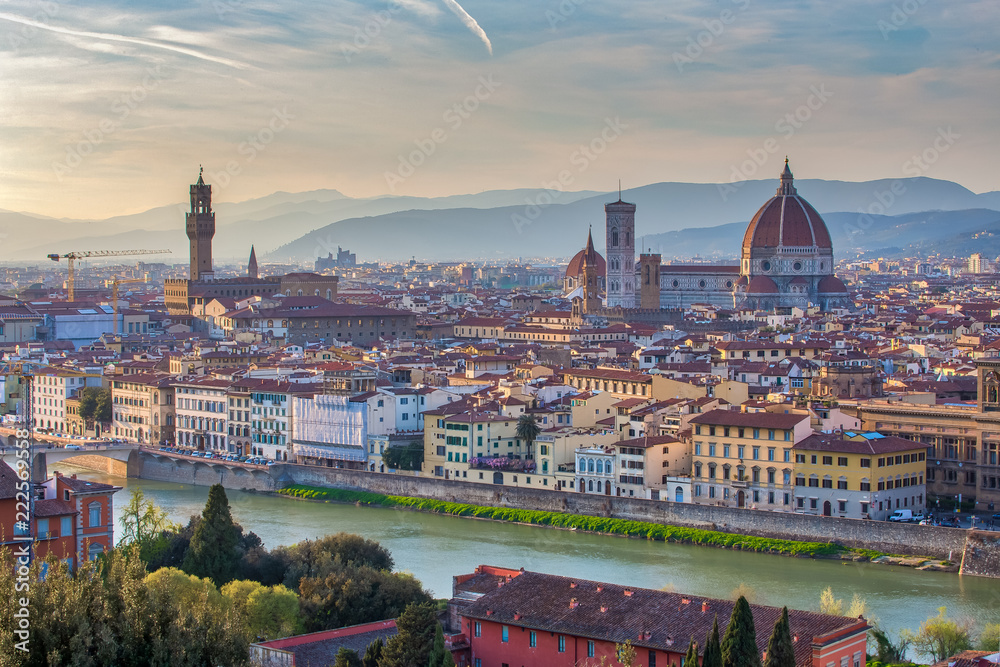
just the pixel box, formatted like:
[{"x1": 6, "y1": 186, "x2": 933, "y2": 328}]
[{"x1": 30, "y1": 461, "x2": 1000, "y2": 640}]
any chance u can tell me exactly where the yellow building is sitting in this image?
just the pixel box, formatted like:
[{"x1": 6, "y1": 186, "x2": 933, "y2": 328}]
[
  {"x1": 424, "y1": 410, "x2": 523, "y2": 483},
  {"x1": 792, "y1": 432, "x2": 926, "y2": 520},
  {"x1": 688, "y1": 409, "x2": 812, "y2": 510}
]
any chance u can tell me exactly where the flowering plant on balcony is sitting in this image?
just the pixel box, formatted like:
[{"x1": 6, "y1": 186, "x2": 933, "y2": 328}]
[{"x1": 468, "y1": 457, "x2": 536, "y2": 472}]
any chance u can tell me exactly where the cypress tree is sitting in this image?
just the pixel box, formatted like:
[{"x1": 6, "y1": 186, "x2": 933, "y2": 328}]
[
  {"x1": 722, "y1": 596, "x2": 762, "y2": 667},
  {"x1": 362, "y1": 637, "x2": 383, "y2": 667},
  {"x1": 685, "y1": 637, "x2": 700, "y2": 667},
  {"x1": 764, "y1": 607, "x2": 796, "y2": 667},
  {"x1": 703, "y1": 615, "x2": 723, "y2": 667},
  {"x1": 429, "y1": 622, "x2": 455, "y2": 667},
  {"x1": 181, "y1": 484, "x2": 240, "y2": 585}
]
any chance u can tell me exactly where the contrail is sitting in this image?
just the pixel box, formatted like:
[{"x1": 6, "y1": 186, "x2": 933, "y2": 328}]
[
  {"x1": 440, "y1": 0, "x2": 492, "y2": 55},
  {"x1": 0, "y1": 12, "x2": 252, "y2": 69}
]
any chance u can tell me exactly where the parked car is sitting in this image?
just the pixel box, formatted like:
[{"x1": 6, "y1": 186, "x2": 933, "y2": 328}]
[
  {"x1": 64, "y1": 444, "x2": 83, "y2": 451},
  {"x1": 939, "y1": 516, "x2": 960, "y2": 528},
  {"x1": 889, "y1": 509, "x2": 920, "y2": 522}
]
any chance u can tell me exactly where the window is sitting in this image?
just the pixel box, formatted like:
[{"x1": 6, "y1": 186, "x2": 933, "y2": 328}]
[
  {"x1": 530, "y1": 631, "x2": 536, "y2": 647},
  {"x1": 474, "y1": 622, "x2": 481, "y2": 638},
  {"x1": 822, "y1": 456, "x2": 833, "y2": 465},
  {"x1": 61, "y1": 516, "x2": 72, "y2": 536},
  {"x1": 38, "y1": 518, "x2": 49, "y2": 538},
  {"x1": 838, "y1": 457, "x2": 849, "y2": 467},
  {"x1": 502, "y1": 625, "x2": 509, "y2": 643},
  {"x1": 88, "y1": 502, "x2": 101, "y2": 527},
  {"x1": 559, "y1": 636, "x2": 566, "y2": 653},
  {"x1": 650, "y1": 651, "x2": 657, "y2": 667},
  {"x1": 588, "y1": 641, "x2": 595, "y2": 657}
]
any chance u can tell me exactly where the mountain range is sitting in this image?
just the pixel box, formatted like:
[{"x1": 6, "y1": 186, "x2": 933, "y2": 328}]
[{"x1": 4, "y1": 177, "x2": 999, "y2": 265}]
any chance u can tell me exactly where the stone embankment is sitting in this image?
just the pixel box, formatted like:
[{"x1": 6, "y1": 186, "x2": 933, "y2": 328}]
[{"x1": 133, "y1": 451, "x2": 1000, "y2": 576}]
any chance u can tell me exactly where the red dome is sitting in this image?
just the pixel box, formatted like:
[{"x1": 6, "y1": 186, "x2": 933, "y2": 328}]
[
  {"x1": 736, "y1": 275, "x2": 749, "y2": 287},
  {"x1": 746, "y1": 276, "x2": 780, "y2": 294},
  {"x1": 566, "y1": 229, "x2": 606, "y2": 278},
  {"x1": 818, "y1": 275, "x2": 848, "y2": 293},
  {"x1": 741, "y1": 161, "x2": 832, "y2": 253}
]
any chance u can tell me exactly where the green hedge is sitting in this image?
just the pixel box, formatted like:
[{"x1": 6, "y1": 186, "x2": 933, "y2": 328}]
[{"x1": 278, "y1": 485, "x2": 847, "y2": 557}]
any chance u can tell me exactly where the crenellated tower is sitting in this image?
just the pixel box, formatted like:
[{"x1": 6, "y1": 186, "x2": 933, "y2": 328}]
[{"x1": 186, "y1": 167, "x2": 215, "y2": 281}]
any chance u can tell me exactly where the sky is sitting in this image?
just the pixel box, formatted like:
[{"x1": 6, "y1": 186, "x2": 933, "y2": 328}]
[{"x1": 1, "y1": 0, "x2": 998, "y2": 219}]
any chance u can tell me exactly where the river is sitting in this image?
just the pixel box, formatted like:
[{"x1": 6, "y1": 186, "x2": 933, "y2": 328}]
[{"x1": 31, "y1": 461, "x2": 1000, "y2": 640}]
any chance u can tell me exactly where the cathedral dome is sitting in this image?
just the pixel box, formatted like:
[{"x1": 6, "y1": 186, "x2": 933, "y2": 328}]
[
  {"x1": 746, "y1": 275, "x2": 780, "y2": 294},
  {"x1": 741, "y1": 160, "x2": 832, "y2": 255},
  {"x1": 817, "y1": 275, "x2": 849, "y2": 293},
  {"x1": 566, "y1": 229, "x2": 606, "y2": 279}
]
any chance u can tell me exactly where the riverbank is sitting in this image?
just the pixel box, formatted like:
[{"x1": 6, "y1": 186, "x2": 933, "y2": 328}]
[{"x1": 275, "y1": 484, "x2": 957, "y2": 570}]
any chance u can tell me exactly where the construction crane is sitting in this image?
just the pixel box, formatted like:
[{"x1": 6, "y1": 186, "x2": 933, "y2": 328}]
[
  {"x1": 47, "y1": 249, "x2": 171, "y2": 301},
  {"x1": 107, "y1": 276, "x2": 147, "y2": 336}
]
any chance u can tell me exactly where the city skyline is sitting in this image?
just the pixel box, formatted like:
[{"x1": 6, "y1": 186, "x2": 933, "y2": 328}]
[{"x1": 1, "y1": 0, "x2": 997, "y2": 219}]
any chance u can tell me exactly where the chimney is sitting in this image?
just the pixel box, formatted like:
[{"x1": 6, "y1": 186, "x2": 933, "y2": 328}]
[
  {"x1": 600, "y1": 606, "x2": 608, "y2": 613},
  {"x1": 702, "y1": 601, "x2": 709, "y2": 613},
  {"x1": 513, "y1": 613, "x2": 522, "y2": 621},
  {"x1": 596, "y1": 585, "x2": 603, "y2": 592},
  {"x1": 570, "y1": 581, "x2": 577, "y2": 589},
  {"x1": 569, "y1": 598, "x2": 579, "y2": 609},
  {"x1": 681, "y1": 598, "x2": 690, "y2": 605},
  {"x1": 486, "y1": 610, "x2": 493, "y2": 616},
  {"x1": 624, "y1": 589, "x2": 633, "y2": 597},
  {"x1": 71, "y1": 474, "x2": 77, "y2": 479}
]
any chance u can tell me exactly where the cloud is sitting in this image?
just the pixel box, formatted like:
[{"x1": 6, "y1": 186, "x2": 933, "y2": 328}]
[
  {"x1": 440, "y1": 0, "x2": 492, "y2": 55},
  {"x1": 0, "y1": 12, "x2": 252, "y2": 69}
]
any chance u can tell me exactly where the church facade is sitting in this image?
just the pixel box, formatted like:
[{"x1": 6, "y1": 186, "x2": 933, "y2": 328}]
[{"x1": 564, "y1": 161, "x2": 852, "y2": 314}]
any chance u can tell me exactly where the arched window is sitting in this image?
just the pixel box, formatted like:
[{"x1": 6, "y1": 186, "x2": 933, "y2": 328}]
[
  {"x1": 588, "y1": 479, "x2": 594, "y2": 492},
  {"x1": 88, "y1": 502, "x2": 102, "y2": 527},
  {"x1": 611, "y1": 229, "x2": 619, "y2": 247},
  {"x1": 708, "y1": 463, "x2": 717, "y2": 479},
  {"x1": 588, "y1": 459, "x2": 595, "y2": 473},
  {"x1": 694, "y1": 462, "x2": 703, "y2": 478},
  {"x1": 326, "y1": 289, "x2": 332, "y2": 300},
  {"x1": 297, "y1": 290, "x2": 303, "y2": 296},
  {"x1": 596, "y1": 460, "x2": 604, "y2": 474}
]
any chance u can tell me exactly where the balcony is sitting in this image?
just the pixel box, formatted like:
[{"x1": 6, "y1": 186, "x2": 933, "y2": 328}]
[{"x1": 469, "y1": 457, "x2": 536, "y2": 473}]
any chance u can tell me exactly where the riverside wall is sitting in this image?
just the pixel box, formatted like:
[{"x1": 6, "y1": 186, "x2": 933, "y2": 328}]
[{"x1": 132, "y1": 451, "x2": 992, "y2": 565}]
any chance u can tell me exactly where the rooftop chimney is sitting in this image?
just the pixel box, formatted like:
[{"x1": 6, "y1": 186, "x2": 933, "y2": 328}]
[
  {"x1": 702, "y1": 601, "x2": 709, "y2": 613},
  {"x1": 569, "y1": 598, "x2": 579, "y2": 609},
  {"x1": 624, "y1": 589, "x2": 633, "y2": 597}
]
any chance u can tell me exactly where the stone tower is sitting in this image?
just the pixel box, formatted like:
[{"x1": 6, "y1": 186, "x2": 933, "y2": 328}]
[
  {"x1": 248, "y1": 245, "x2": 259, "y2": 280},
  {"x1": 605, "y1": 195, "x2": 636, "y2": 308},
  {"x1": 186, "y1": 167, "x2": 215, "y2": 281},
  {"x1": 639, "y1": 250, "x2": 661, "y2": 309}
]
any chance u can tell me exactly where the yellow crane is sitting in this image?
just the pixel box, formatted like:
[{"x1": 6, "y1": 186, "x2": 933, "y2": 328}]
[
  {"x1": 47, "y1": 249, "x2": 171, "y2": 301},
  {"x1": 107, "y1": 276, "x2": 147, "y2": 337}
]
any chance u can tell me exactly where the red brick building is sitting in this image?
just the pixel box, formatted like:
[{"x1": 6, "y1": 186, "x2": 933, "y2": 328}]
[
  {"x1": 1, "y1": 462, "x2": 120, "y2": 569},
  {"x1": 447, "y1": 566, "x2": 868, "y2": 667}
]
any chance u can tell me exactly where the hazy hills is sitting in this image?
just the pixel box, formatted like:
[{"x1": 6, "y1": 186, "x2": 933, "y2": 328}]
[{"x1": 4, "y1": 177, "x2": 998, "y2": 265}]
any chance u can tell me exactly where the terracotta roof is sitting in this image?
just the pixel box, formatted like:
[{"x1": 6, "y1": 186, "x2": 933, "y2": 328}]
[
  {"x1": 741, "y1": 165, "x2": 833, "y2": 252},
  {"x1": 460, "y1": 568, "x2": 865, "y2": 665},
  {"x1": 746, "y1": 276, "x2": 780, "y2": 294},
  {"x1": 793, "y1": 433, "x2": 925, "y2": 455},
  {"x1": 688, "y1": 408, "x2": 808, "y2": 429},
  {"x1": 818, "y1": 275, "x2": 849, "y2": 294},
  {"x1": 0, "y1": 460, "x2": 19, "y2": 500},
  {"x1": 34, "y1": 498, "x2": 78, "y2": 517}
]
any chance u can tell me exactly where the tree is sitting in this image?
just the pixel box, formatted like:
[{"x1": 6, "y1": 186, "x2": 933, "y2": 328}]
[
  {"x1": 819, "y1": 587, "x2": 871, "y2": 620},
  {"x1": 363, "y1": 637, "x2": 385, "y2": 667},
  {"x1": 182, "y1": 484, "x2": 241, "y2": 585},
  {"x1": 428, "y1": 622, "x2": 455, "y2": 667},
  {"x1": 516, "y1": 413, "x2": 541, "y2": 457},
  {"x1": 277, "y1": 532, "x2": 395, "y2": 591},
  {"x1": 729, "y1": 583, "x2": 758, "y2": 604},
  {"x1": 298, "y1": 566, "x2": 431, "y2": 632},
  {"x1": 684, "y1": 637, "x2": 699, "y2": 667},
  {"x1": 120, "y1": 488, "x2": 181, "y2": 563},
  {"x1": 703, "y1": 615, "x2": 723, "y2": 667},
  {"x1": 382, "y1": 442, "x2": 424, "y2": 471},
  {"x1": 763, "y1": 608, "x2": 795, "y2": 667},
  {"x1": 79, "y1": 386, "x2": 113, "y2": 423},
  {"x1": 221, "y1": 579, "x2": 303, "y2": 641},
  {"x1": 617, "y1": 640, "x2": 637, "y2": 667},
  {"x1": 334, "y1": 647, "x2": 364, "y2": 667},
  {"x1": 869, "y1": 627, "x2": 910, "y2": 664},
  {"x1": 377, "y1": 602, "x2": 438, "y2": 667},
  {"x1": 978, "y1": 623, "x2": 1000, "y2": 651},
  {"x1": 722, "y1": 596, "x2": 762, "y2": 667},
  {"x1": 909, "y1": 607, "x2": 973, "y2": 663}
]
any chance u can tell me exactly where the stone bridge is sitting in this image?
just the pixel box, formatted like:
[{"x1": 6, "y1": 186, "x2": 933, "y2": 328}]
[
  {"x1": 136, "y1": 450, "x2": 280, "y2": 491},
  {"x1": 30, "y1": 445, "x2": 140, "y2": 479}
]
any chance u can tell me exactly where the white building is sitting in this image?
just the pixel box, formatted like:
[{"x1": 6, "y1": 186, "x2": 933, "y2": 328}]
[
  {"x1": 31, "y1": 367, "x2": 102, "y2": 434},
  {"x1": 174, "y1": 377, "x2": 231, "y2": 451},
  {"x1": 292, "y1": 393, "x2": 368, "y2": 468},
  {"x1": 575, "y1": 445, "x2": 617, "y2": 495}
]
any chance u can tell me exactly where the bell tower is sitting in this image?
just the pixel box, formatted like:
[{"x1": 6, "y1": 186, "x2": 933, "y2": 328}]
[
  {"x1": 605, "y1": 190, "x2": 636, "y2": 308},
  {"x1": 186, "y1": 167, "x2": 215, "y2": 281}
]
